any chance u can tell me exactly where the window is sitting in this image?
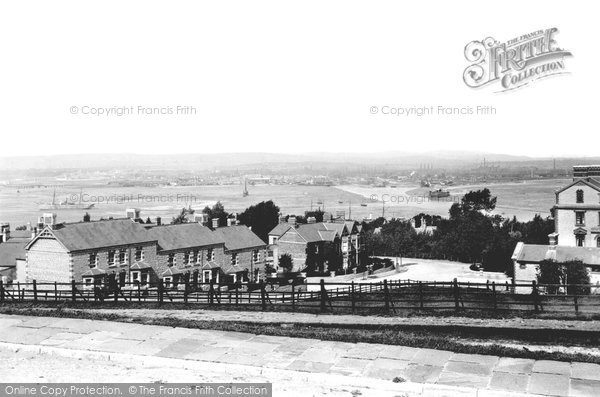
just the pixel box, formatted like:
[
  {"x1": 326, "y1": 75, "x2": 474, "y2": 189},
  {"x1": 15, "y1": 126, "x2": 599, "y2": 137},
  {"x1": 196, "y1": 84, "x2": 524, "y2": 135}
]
[
  {"x1": 89, "y1": 253, "x2": 98, "y2": 268},
  {"x1": 168, "y1": 254, "x2": 175, "y2": 267},
  {"x1": 196, "y1": 250, "x2": 202, "y2": 264},
  {"x1": 119, "y1": 250, "x2": 127, "y2": 265},
  {"x1": 576, "y1": 235, "x2": 585, "y2": 247},
  {"x1": 342, "y1": 240, "x2": 348, "y2": 252},
  {"x1": 183, "y1": 251, "x2": 190, "y2": 265},
  {"x1": 576, "y1": 211, "x2": 585, "y2": 226},
  {"x1": 206, "y1": 248, "x2": 214, "y2": 262},
  {"x1": 108, "y1": 250, "x2": 115, "y2": 266},
  {"x1": 135, "y1": 247, "x2": 143, "y2": 262},
  {"x1": 231, "y1": 253, "x2": 239, "y2": 266},
  {"x1": 192, "y1": 250, "x2": 198, "y2": 265},
  {"x1": 576, "y1": 189, "x2": 584, "y2": 203},
  {"x1": 83, "y1": 277, "x2": 94, "y2": 286},
  {"x1": 202, "y1": 270, "x2": 212, "y2": 283},
  {"x1": 130, "y1": 271, "x2": 140, "y2": 283},
  {"x1": 163, "y1": 276, "x2": 173, "y2": 288},
  {"x1": 252, "y1": 250, "x2": 260, "y2": 262}
]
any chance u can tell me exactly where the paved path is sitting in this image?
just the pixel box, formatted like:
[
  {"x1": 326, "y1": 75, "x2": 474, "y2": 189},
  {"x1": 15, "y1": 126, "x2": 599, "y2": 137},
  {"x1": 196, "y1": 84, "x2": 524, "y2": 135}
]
[{"x1": 0, "y1": 314, "x2": 598, "y2": 396}]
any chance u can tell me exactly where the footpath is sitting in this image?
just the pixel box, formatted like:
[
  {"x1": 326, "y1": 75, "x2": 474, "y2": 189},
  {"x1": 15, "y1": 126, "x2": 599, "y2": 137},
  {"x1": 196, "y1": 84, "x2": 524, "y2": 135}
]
[{"x1": 0, "y1": 314, "x2": 599, "y2": 396}]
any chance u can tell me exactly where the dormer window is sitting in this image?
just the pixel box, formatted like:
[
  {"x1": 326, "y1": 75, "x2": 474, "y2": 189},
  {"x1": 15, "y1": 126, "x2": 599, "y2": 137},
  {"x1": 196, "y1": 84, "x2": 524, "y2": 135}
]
[
  {"x1": 168, "y1": 254, "x2": 175, "y2": 267},
  {"x1": 576, "y1": 189, "x2": 584, "y2": 203}
]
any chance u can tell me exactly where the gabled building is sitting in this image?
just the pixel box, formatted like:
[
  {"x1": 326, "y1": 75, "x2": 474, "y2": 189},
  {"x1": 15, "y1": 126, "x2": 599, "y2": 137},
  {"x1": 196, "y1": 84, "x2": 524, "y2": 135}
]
[
  {"x1": 213, "y1": 225, "x2": 268, "y2": 282},
  {"x1": 24, "y1": 215, "x2": 157, "y2": 288},
  {"x1": 512, "y1": 166, "x2": 600, "y2": 290},
  {"x1": 146, "y1": 222, "x2": 226, "y2": 287},
  {"x1": 269, "y1": 217, "x2": 361, "y2": 273},
  {"x1": 21, "y1": 211, "x2": 270, "y2": 289}
]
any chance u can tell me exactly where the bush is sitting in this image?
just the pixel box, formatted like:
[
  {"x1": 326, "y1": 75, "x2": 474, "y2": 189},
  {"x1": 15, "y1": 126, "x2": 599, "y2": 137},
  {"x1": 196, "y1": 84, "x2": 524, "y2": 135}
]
[{"x1": 279, "y1": 254, "x2": 293, "y2": 273}]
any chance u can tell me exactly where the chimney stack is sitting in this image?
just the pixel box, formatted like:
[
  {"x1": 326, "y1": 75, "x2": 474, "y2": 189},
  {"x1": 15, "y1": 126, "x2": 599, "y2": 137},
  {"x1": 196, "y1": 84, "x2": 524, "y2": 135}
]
[
  {"x1": 0, "y1": 223, "x2": 9, "y2": 243},
  {"x1": 156, "y1": 216, "x2": 162, "y2": 226},
  {"x1": 212, "y1": 218, "x2": 219, "y2": 228},
  {"x1": 307, "y1": 216, "x2": 316, "y2": 224},
  {"x1": 279, "y1": 214, "x2": 286, "y2": 224},
  {"x1": 31, "y1": 227, "x2": 38, "y2": 240},
  {"x1": 39, "y1": 213, "x2": 57, "y2": 229},
  {"x1": 289, "y1": 216, "x2": 297, "y2": 227},
  {"x1": 227, "y1": 218, "x2": 235, "y2": 227},
  {"x1": 548, "y1": 232, "x2": 558, "y2": 246},
  {"x1": 126, "y1": 208, "x2": 140, "y2": 220}
]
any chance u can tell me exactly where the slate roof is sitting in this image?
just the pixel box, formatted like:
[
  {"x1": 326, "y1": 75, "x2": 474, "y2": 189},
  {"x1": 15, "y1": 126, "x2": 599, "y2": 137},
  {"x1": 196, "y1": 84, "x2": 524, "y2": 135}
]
[
  {"x1": 268, "y1": 222, "x2": 292, "y2": 237},
  {"x1": 148, "y1": 223, "x2": 224, "y2": 252},
  {"x1": 27, "y1": 219, "x2": 155, "y2": 252},
  {"x1": 278, "y1": 222, "x2": 350, "y2": 243},
  {"x1": 0, "y1": 237, "x2": 29, "y2": 266},
  {"x1": 513, "y1": 243, "x2": 600, "y2": 265},
  {"x1": 213, "y1": 225, "x2": 266, "y2": 251}
]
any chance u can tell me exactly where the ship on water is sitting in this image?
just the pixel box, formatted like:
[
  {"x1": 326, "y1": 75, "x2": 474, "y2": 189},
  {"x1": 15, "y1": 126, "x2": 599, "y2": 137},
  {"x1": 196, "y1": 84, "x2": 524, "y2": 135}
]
[
  {"x1": 428, "y1": 189, "x2": 450, "y2": 199},
  {"x1": 242, "y1": 178, "x2": 249, "y2": 197},
  {"x1": 39, "y1": 190, "x2": 95, "y2": 210}
]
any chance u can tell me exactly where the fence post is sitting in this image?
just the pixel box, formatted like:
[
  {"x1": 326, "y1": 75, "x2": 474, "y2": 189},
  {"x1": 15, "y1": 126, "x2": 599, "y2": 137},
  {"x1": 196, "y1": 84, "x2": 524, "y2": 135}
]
[
  {"x1": 532, "y1": 281, "x2": 539, "y2": 312},
  {"x1": 71, "y1": 280, "x2": 77, "y2": 302},
  {"x1": 33, "y1": 280, "x2": 38, "y2": 302},
  {"x1": 453, "y1": 278, "x2": 459, "y2": 310},
  {"x1": 574, "y1": 295, "x2": 579, "y2": 314},
  {"x1": 351, "y1": 281, "x2": 356, "y2": 314},
  {"x1": 184, "y1": 278, "x2": 189, "y2": 304},
  {"x1": 158, "y1": 280, "x2": 164, "y2": 305},
  {"x1": 261, "y1": 282, "x2": 267, "y2": 310},
  {"x1": 320, "y1": 279, "x2": 327, "y2": 312},
  {"x1": 54, "y1": 282, "x2": 58, "y2": 302},
  {"x1": 418, "y1": 281, "x2": 424, "y2": 309},
  {"x1": 492, "y1": 281, "x2": 497, "y2": 311},
  {"x1": 0, "y1": 279, "x2": 3, "y2": 302},
  {"x1": 384, "y1": 279, "x2": 390, "y2": 313},
  {"x1": 291, "y1": 284, "x2": 295, "y2": 311},
  {"x1": 208, "y1": 280, "x2": 214, "y2": 305}
]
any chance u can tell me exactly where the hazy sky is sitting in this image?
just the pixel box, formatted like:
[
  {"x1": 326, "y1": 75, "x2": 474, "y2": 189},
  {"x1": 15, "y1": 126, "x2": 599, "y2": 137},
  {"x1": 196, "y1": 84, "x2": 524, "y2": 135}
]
[{"x1": 0, "y1": 1, "x2": 596, "y2": 158}]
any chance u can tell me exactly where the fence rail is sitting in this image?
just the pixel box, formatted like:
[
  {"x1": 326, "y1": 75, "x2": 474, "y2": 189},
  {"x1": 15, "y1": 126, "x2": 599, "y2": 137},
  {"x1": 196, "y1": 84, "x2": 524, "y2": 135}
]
[{"x1": 1, "y1": 278, "x2": 600, "y2": 315}]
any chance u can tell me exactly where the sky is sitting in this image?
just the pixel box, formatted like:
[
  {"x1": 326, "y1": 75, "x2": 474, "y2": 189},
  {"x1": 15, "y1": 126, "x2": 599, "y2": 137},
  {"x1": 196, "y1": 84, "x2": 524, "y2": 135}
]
[{"x1": 0, "y1": 1, "x2": 596, "y2": 158}]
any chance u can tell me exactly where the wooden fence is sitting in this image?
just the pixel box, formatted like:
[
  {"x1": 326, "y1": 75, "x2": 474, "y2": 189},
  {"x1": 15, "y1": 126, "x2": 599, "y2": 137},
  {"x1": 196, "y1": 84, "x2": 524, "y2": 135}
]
[{"x1": 1, "y1": 278, "x2": 600, "y2": 315}]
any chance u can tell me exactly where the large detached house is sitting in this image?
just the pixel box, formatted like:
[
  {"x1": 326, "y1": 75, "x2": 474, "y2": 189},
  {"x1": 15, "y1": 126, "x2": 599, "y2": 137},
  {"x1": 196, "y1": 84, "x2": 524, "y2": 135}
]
[
  {"x1": 269, "y1": 217, "x2": 361, "y2": 273},
  {"x1": 513, "y1": 165, "x2": 600, "y2": 289}
]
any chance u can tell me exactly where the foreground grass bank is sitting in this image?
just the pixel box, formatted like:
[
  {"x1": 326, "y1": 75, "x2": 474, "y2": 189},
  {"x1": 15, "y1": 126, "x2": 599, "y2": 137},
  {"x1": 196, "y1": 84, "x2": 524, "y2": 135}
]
[{"x1": 1, "y1": 303, "x2": 599, "y2": 365}]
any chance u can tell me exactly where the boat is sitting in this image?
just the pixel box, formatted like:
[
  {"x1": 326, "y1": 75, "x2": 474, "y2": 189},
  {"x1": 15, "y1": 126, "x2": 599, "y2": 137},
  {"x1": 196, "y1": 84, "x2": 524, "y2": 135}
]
[
  {"x1": 39, "y1": 190, "x2": 95, "y2": 210},
  {"x1": 428, "y1": 189, "x2": 450, "y2": 199},
  {"x1": 242, "y1": 179, "x2": 249, "y2": 197}
]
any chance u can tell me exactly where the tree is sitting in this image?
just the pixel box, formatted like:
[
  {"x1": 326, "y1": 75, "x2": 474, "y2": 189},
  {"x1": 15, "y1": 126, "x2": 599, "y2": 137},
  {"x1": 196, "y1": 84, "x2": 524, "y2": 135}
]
[
  {"x1": 202, "y1": 201, "x2": 229, "y2": 228},
  {"x1": 237, "y1": 200, "x2": 280, "y2": 242},
  {"x1": 564, "y1": 260, "x2": 591, "y2": 295},
  {"x1": 538, "y1": 260, "x2": 563, "y2": 294},
  {"x1": 460, "y1": 188, "x2": 497, "y2": 213},
  {"x1": 279, "y1": 254, "x2": 294, "y2": 273},
  {"x1": 171, "y1": 207, "x2": 192, "y2": 224},
  {"x1": 83, "y1": 212, "x2": 91, "y2": 222}
]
